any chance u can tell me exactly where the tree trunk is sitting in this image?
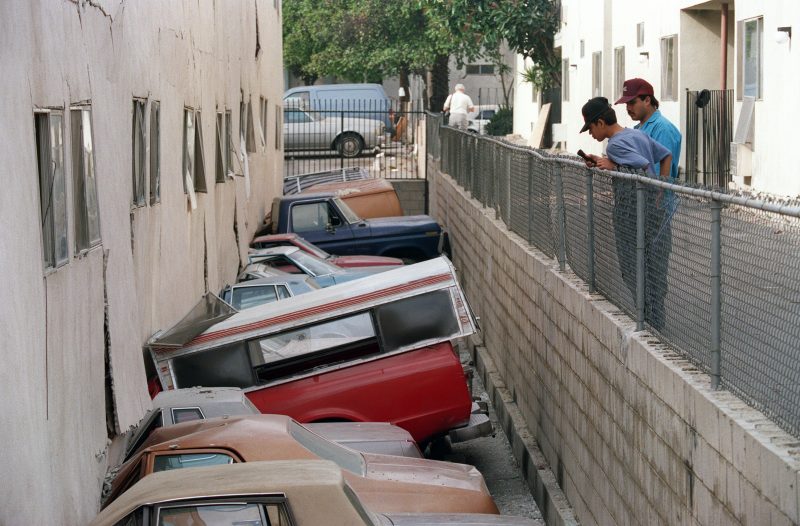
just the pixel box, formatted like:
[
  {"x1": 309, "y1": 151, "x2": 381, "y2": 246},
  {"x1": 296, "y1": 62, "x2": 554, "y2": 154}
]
[
  {"x1": 430, "y1": 54, "x2": 450, "y2": 112},
  {"x1": 399, "y1": 67, "x2": 410, "y2": 103}
]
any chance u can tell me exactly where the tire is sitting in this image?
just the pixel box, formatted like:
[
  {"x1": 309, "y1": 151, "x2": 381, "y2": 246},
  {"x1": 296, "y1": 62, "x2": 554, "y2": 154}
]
[{"x1": 337, "y1": 132, "x2": 364, "y2": 158}]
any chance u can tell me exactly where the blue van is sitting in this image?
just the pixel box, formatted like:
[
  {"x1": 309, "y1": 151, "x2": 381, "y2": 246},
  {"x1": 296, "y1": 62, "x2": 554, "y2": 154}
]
[{"x1": 283, "y1": 83, "x2": 393, "y2": 133}]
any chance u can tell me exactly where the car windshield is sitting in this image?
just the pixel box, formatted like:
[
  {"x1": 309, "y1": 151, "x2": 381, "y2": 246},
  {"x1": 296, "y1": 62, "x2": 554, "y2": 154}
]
[
  {"x1": 290, "y1": 250, "x2": 341, "y2": 276},
  {"x1": 293, "y1": 236, "x2": 330, "y2": 259},
  {"x1": 288, "y1": 420, "x2": 367, "y2": 476},
  {"x1": 333, "y1": 197, "x2": 361, "y2": 223}
]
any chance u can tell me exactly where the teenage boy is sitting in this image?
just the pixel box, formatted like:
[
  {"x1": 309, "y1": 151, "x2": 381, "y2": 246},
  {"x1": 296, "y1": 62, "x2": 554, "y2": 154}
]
[{"x1": 580, "y1": 97, "x2": 672, "y2": 331}]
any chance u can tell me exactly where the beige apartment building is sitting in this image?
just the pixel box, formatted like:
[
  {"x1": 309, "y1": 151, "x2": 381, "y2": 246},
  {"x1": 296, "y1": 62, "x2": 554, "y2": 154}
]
[{"x1": 0, "y1": 1, "x2": 284, "y2": 523}]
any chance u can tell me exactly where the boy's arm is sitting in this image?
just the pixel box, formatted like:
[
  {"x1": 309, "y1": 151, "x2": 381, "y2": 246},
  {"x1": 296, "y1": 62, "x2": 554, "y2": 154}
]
[{"x1": 659, "y1": 155, "x2": 672, "y2": 179}]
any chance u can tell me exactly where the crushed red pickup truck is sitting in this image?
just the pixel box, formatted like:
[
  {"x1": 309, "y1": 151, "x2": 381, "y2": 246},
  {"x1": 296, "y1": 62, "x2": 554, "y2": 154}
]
[{"x1": 147, "y1": 257, "x2": 490, "y2": 445}]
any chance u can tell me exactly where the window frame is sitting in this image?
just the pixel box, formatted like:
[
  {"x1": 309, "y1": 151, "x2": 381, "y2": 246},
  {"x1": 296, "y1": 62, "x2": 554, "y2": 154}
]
[
  {"x1": 182, "y1": 107, "x2": 207, "y2": 195},
  {"x1": 614, "y1": 46, "x2": 625, "y2": 102},
  {"x1": 149, "y1": 101, "x2": 161, "y2": 205},
  {"x1": 737, "y1": 16, "x2": 763, "y2": 100},
  {"x1": 132, "y1": 99, "x2": 147, "y2": 207},
  {"x1": 70, "y1": 105, "x2": 102, "y2": 253},
  {"x1": 215, "y1": 111, "x2": 227, "y2": 184},
  {"x1": 636, "y1": 22, "x2": 645, "y2": 47},
  {"x1": 561, "y1": 58, "x2": 570, "y2": 102},
  {"x1": 660, "y1": 35, "x2": 678, "y2": 101},
  {"x1": 591, "y1": 51, "x2": 602, "y2": 97},
  {"x1": 260, "y1": 96, "x2": 268, "y2": 148},
  {"x1": 34, "y1": 109, "x2": 69, "y2": 269}
]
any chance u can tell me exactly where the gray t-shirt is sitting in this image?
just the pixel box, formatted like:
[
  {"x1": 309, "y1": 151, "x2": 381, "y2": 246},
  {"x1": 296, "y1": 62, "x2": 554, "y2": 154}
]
[{"x1": 606, "y1": 128, "x2": 671, "y2": 175}]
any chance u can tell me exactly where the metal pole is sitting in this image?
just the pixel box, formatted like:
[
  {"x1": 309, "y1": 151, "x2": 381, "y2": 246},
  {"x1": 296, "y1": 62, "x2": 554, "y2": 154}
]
[
  {"x1": 528, "y1": 154, "x2": 534, "y2": 246},
  {"x1": 586, "y1": 172, "x2": 596, "y2": 293},
  {"x1": 636, "y1": 181, "x2": 646, "y2": 331},
  {"x1": 340, "y1": 110, "x2": 345, "y2": 170},
  {"x1": 555, "y1": 164, "x2": 567, "y2": 272},
  {"x1": 711, "y1": 199, "x2": 722, "y2": 389}
]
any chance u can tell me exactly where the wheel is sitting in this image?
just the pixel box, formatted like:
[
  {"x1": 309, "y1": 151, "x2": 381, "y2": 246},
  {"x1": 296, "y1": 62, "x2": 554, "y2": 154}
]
[{"x1": 337, "y1": 132, "x2": 364, "y2": 158}]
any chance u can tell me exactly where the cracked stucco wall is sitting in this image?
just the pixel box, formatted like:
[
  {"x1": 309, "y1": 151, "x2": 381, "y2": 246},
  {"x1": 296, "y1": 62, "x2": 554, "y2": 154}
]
[{"x1": 0, "y1": 1, "x2": 283, "y2": 523}]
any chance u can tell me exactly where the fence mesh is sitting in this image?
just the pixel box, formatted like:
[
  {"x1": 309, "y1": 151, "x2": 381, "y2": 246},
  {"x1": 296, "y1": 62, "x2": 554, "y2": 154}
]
[{"x1": 431, "y1": 119, "x2": 800, "y2": 438}]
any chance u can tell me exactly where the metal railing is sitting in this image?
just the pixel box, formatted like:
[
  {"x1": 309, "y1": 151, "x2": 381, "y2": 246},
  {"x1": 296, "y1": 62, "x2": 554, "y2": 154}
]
[
  {"x1": 428, "y1": 119, "x2": 800, "y2": 438},
  {"x1": 283, "y1": 99, "x2": 426, "y2": 180}
]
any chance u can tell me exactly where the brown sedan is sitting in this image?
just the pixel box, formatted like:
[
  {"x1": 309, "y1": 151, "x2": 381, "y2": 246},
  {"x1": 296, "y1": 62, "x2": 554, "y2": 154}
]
[{"x1": 105, "y1": 415, "x2": 499, "y2": 515}]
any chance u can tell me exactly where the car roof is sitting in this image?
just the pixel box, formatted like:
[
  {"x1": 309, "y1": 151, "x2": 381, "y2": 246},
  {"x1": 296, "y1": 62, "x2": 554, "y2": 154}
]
[
  {"x1": 249, "y1": 246, "x2": 300, "y2": 257},
  {"x1": 152, "y1": 386, "x2": 248, "y2": 408},
  {"x1": 91, "y1": 460, "x2": 361, "y2": 526}
]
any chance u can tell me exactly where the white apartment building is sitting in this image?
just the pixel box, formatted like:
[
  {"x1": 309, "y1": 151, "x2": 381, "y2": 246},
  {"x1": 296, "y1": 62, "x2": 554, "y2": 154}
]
[
  {"x1": 514, "y1": 0, "x2": 800, "y2": 197},
  {"x1": 0, "y1": 1, "x2": 284, "y2": 523}
]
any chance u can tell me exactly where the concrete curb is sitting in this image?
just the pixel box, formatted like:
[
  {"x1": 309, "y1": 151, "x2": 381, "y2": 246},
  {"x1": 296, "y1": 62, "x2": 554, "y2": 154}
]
[{"x1": 471, "y1": 342, "x2": 580, "y2": 526}]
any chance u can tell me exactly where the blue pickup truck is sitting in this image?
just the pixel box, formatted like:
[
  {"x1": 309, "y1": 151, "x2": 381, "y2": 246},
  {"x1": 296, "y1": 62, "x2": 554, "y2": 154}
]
[{"x1": 263, "y1": 193, "x2": 447, "y2": 262}]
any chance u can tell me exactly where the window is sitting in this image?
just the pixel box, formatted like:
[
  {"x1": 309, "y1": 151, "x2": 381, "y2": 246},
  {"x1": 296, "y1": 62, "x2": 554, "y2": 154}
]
[
  {"x1": 34, "y1": 110, "x2": 68, "y2": 269},
  {"x1": 374, "y1": 290, "x2": 459, "y2": 352},
  {"x1": 132, "y1": 99, "x2": 146, "y2": 206},
  {"x1": 637, "y1": 22, "x2": 645, "y2": 47},
  {"x1": 561, "y1": 58, "x2": 570, "y2": 102},
  {"x1": 285, "y1": 109, "x2": 311, "y2": 123},
  {"x1": 183, "y1": 108, "x2": 207, "y2": 194},
  {"x1": 290, "y1": 202, "x2": 334, "y2": 232},
  {"x1": 171, "y1": 407, "x2": 204, "y2": 423},
  {"x1": 580, "y1": 40, "x2": 585, "y2": 58},
  {"x1": 465, "y1": 64, "x2": 495, "y2": 75},
  {"x1": 152, "y1": 452, "x2": 234, "y2": 472},
  {"x1": 71, "y1": 106, "x2": 101, "y2": 252},
  {"x1": 592, "y1": 51, "x2": 602, "y2": 97},
  {"x1": 660, "y1": 35, "x2": 678, "y2": 101},
  {"x1": 260, "y1": 96, "x2": 268, "y2": 148},
  {"x1": 149, "y1": 101, "x2": 161, "y2": 204},
  {"x1": 275, "y1": 104, "x2": 282, "y2": 149},
  {"x1": 156, "y1": 502, "x2": 290, "y2": 526},
  {"x1": 241, "y1": 98, "x2": 256, "y2": 153},
  {"x1": 215, "y1": 111, "x2": 226, "y2": 183},
  {"x1": 614, "y1": 47, "x2": 625, "y2": 101},
  {"x1": 738, "y1": 17, "x2": 763, "y2": 99},
  {"x1": 224, "y1": 109, "x2": 233, "y2": 176},
  {"x1": 229, "y1": 285, "x2": 279, "y2": 310}
]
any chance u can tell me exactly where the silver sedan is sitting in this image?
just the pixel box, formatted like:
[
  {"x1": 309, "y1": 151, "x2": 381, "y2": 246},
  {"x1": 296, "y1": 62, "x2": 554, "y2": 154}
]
[{"x1": 283, "y1": 106, "x2": 385, "y2": 158}]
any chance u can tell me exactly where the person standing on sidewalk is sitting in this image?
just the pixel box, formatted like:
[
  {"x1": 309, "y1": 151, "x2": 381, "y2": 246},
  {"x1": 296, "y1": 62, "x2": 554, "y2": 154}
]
[
  {"x1": 580, "y1": 97, "x2": 672, "y2": 329},
  {"x1": 443, "y1": 83, "x2": 475, "y2": 131},
  {"x1": 615, "y1": 78, "x2": 682, "y2": 332}
]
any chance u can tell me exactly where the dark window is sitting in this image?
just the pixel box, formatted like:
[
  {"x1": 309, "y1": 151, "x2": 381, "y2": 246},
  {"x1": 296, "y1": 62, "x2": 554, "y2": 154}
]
[
  {"x1": 215, "y1": 111, "x2": 227, "y2": 183},
  {"x1": 276, "y1": 285, "x2": 291, "y2": 299},
  {"x1": 375, "y1": 290, "x2": 459, "y2": 352},
  {"x1": 132, "y1": 99, "x2": 146, "y2": 206},
  {"x1": 34, "y1": 110, "x2": 68, "y2": 269},
  {"x1": 149, "y1": 101, "x2": 161, "y2": 204},
  {"x1": 172, "y1": 342, "x2": 254, "y2": 388},
  {"x1": 152, "y1": 452, "x2": 234, "y2": 472},
  {"x1": 183, "y1": 108, "x2": 207, "y2": 194},
  {"x1": 291, "y1": 202, "x2": 331, "y2": 232}
]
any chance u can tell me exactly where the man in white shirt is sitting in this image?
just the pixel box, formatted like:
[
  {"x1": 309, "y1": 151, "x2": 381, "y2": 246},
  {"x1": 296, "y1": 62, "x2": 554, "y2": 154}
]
[{"x1": 443, "y1": 83, "x2": 475, "y2": 130}]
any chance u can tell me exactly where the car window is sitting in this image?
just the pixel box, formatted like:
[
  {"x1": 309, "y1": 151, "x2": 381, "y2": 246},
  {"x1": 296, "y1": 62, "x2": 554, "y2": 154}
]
[
  {"x1": 158, "y1": 503, "x2": 264, "y2": 526},
  {"x1": 289, "y1": 420, "x2": 367, "y2": 476},
  {"x1": 231, "y1": 285, "x2": 279, "y2": 310},
  {"x1": 248, "y1": 312, "x2": 375, "y2": 366},
  {"x1": 152, "y1": 452, "x2": 235, "y2": 473},
  {"x1": 291, "y1": 202, "x2": 330, "y2": 233},
  {"x1": 113, "y1": 509, "x2": 145, "y2": 526},
  {"x1": 289, "y1": 250, "x2": 340, "y2": 276},
  {"x1": 276, "y1": 285, "x2": 291, "y2": 299},
  {"x1": 171, "y1": 407, "x2": 205, "y2": 424},
  {"x1": 375, "y1": 290, "x2": 460, "y2": 352},
  {"x1": 332, "y1": 197, "x2": 361, "y2": 223},
  {"x1": 284, "y1": 109, "x2": 312, "y2": 124},
  {"x1": 293, "y1": 236, "x2": 329, "y2": 259},
  {"x1": 480, "y1": 110, "x2": 496, "y2": 119}
]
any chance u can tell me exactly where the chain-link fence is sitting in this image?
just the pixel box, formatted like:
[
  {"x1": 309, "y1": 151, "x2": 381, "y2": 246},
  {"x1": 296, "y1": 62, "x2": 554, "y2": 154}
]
[{"x1": 428, "y1": 120, "x2": 800, "y2": 438}]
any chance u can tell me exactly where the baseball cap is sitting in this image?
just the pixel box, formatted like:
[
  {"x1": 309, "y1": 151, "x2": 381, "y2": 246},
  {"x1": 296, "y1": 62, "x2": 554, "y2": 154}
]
[
  {"x1": 580, "y1": 97, "x2": 611, "y2": 133},
  {"x1": 614, "y1": 78, "x2": 654, "y2": 104}
]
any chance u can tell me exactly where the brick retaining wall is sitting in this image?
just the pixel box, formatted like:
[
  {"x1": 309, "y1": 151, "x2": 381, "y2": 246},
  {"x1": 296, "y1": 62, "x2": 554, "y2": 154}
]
[{"x1": 430, "y1": 161, "x2": 800, "y2": 526}]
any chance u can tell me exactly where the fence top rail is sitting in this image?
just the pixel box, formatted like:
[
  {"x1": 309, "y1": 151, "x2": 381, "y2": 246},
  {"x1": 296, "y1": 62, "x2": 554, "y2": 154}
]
[{"x1": 439, "y1": 125, "x2": 800, "y2": 219}]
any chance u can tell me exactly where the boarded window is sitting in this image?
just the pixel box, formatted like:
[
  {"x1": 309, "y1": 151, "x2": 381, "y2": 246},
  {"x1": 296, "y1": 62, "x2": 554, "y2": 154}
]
[
  {"x1": 660, "y1": 35, "x2": 678, "y2": 101},
  {"x1": 592, "y1": 51, "x2": 602, "y2": 97},
  {"x1": 34, "y1": 110, "x2": 68, "y2": 268},
  {"x1": 132, "y1": 99, "x2": 146, "y2": 206},
  {"x1": 71, "y1": 107, "x2": 101, "y2": 251},
  {"x1": 149, "y1": 101, "x2": 161, "y2": 204}
]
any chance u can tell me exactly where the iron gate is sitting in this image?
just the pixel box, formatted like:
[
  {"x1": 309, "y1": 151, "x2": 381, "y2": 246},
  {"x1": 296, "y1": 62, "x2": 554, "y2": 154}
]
[{"x1": 685, "y1": 89, "x2": 733, "y2": 187}]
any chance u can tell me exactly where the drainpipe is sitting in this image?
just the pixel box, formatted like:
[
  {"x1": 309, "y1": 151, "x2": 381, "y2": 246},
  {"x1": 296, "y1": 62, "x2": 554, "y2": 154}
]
[{"x1": 721, "y1": 3, "x2": 728, "y2": 90}]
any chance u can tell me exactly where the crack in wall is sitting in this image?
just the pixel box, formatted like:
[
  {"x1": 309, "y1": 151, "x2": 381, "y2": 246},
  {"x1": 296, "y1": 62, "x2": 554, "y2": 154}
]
[{"x1": 102, "y1": 249, "x2": 118, "y2": 437}]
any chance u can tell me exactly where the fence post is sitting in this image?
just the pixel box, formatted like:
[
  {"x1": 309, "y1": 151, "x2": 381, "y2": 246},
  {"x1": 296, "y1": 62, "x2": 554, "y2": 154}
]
[
  {"x1": 586, "y1": 172, "x2": 596, "y2": 293},
  {"x1": 505, "y1": 148, "x2": 512, "y2": 225},
  {"x1": 710, "y1": 199, "x2": 722, "y2": 389},
  {"x1": 554, "y1": 163, "x2": 567, "y2": 271},
  {"x1": 340, "y1": 110, "x2": 345, "y2": 170},
  {"x1": 528, "y1": 154, "x2": 535, "y2": 246},
  {"x1": 636, "y1": 181, "x2": 646, "y2": 331}
]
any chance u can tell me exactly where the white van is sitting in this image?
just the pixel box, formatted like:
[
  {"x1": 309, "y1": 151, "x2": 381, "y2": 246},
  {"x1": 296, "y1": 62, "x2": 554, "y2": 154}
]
[{"x1": 284, "y1": 83, "x2": 394, "y2": 133}]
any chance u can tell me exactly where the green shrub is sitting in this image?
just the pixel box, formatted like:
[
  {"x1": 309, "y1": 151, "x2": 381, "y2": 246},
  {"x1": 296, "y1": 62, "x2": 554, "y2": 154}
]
[{"x1": 486, "y1": 107, "x2": 513, "y2": 136}]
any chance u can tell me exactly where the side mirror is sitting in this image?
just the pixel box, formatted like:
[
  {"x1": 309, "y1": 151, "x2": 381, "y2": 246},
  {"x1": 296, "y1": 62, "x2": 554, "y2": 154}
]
[
  {"x1": 330, "y1": 215, "x2": 342, "y2": 227},
  {"x1": 326, "y1": 222, "x2": 336, "y2": 233}
]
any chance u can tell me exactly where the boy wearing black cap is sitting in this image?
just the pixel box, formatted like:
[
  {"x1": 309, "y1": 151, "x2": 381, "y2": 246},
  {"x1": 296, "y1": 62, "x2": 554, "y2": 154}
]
[{"x1": 579, "y1": 97, "x2": 672, "y2": 331}]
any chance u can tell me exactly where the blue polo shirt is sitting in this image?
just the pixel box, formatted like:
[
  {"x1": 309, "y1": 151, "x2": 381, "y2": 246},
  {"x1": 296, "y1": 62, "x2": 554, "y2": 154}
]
[{"x1": 635, "y1": 110, "x2": 681, "y2": 179}]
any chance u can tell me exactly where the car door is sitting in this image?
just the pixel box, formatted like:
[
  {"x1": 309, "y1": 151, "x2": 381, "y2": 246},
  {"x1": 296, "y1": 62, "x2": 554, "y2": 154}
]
[
  {"x1": 288, "y1": 201, "x2": 355, "y2": 253},
  {"x1": 284, "y1": 108, "x2": 319, "y2": 150}
]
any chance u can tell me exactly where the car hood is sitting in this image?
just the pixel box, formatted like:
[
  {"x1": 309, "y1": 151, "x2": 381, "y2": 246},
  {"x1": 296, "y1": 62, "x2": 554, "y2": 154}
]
[
  {"x1": 365, "y1": 215, "x2": 441, "y2": 235},
  {"x1": 362, "y1": 453, "x2": 486, "y2": 493},
  {"x1": 377, "y1": 513, "x2": 540, "y2": 526},
  {"x1": 330, "y1": 254, "x2": 404, "y2": 268}
]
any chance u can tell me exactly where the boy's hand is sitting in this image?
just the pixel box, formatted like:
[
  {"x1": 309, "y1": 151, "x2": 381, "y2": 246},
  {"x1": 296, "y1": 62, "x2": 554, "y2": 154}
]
[{"x1": 593, "y1": 156, "x2": 616, "y2": 170}]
